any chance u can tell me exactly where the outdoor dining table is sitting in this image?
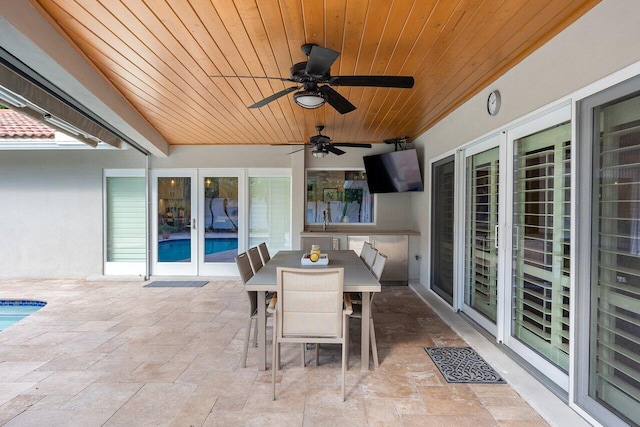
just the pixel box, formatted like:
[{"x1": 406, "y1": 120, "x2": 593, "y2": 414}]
[{"x1": 245, "y1": 249, "x2": 382, "y2": 371}]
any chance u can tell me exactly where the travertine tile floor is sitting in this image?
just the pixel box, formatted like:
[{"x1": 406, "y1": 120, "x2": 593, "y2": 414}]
[{"x1": 0, "y1": 279, "x2": 549, "y2": 426}]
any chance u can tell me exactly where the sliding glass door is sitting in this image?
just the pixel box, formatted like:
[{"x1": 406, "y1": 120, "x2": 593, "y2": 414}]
[
  {"x1": 454, "y1": 106, "x2": 572, "y2": 390},
  {"x1": 431, "y1": 155, "x2": 456, "y2": 305},
  {"x1": 504, "y1": 107, "x2": 572, "y2": 389},
  {"x1": 577, "y1": 78, "x2": 640, "y2": 426},
  {"x1": 463, "y1": 138, "x2": 501, "y2": 333}
]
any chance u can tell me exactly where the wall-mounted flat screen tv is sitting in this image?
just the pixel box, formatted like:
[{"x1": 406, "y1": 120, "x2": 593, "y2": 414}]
[{"x1": 363, "y1": 148, "x2": 424, "y2": 194}]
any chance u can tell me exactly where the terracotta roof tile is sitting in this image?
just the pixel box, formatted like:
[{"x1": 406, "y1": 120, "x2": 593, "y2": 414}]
[{"x1": 0, "y1": 108, "x2": 55, "y2": 139}]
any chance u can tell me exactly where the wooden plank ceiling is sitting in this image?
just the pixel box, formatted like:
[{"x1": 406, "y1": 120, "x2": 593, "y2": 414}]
[{"x1": 31, "y1": 0, "x2": 600, "y2": 147}]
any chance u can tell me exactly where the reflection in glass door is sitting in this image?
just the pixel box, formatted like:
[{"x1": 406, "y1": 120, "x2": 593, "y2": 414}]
[
  {"x1": 510, "y1": 121, "x2": 571, "y2": 375},
  {"x1": 199, "y1": 174, "x2": 242, "y2": 276},
  {"x1": 153, "y1": 171, "x2": 197, "y2": 275},
  {"x1": 464, "y1": 146, "x2": 500, "y2": 328}
]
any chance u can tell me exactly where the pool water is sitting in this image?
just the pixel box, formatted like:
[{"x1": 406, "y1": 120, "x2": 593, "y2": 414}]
[
  {"x1": 0, "y1": 300, "x2": 47, "y2": 331},
  {"x1": 158, "y1": 237, "x2": 238, "y2": 262}
]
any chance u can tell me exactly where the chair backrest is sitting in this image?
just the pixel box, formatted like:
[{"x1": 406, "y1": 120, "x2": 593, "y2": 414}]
[
  {"x1": 371, "y1": 252, "x2": 387, "y2": 281},
  {"x1": 248, "y1": 246, "x2": 263, "y2": 273},
  {"x1": 364, "y1": 246, "x2": 378, "y2": 269},
  {"x1": 360, "y1": 241, "x2": 373, "y2": 261},
  {"x1": 276, "y1": 267, "x2": 344, "y2": 340},
  {"x1": 258, "y1": 242, "x2": 271, "y2": 264},
  {"x1": 236, "y1": 252, "x2": 257, "y2": 315}
]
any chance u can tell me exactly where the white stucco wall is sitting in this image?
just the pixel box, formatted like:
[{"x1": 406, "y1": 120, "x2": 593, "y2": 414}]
[
  {"x1": 411, "y1": 0, "x2": 640, "y2": 292},
  {"x1": 0, "y1": 149, "x2": 145, "y2": 279}
]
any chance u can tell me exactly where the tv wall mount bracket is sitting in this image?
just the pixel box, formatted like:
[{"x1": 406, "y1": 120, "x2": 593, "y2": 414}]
[{"x1": 383, "y1": 136, "x2": 410, "y2": 151}]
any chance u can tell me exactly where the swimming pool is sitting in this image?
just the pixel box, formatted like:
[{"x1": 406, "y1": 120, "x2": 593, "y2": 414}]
[
  {"x1": 158, "y1": 237, "x2": 238, "y2": 262},
  {"x1": 0, "y1": 300, "x2": 47, "y2": 331}
]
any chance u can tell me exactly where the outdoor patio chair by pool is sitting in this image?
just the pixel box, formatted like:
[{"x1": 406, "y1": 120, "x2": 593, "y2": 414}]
[
  {"x1": 271, "y1": 267, "x2": 352, "y2": 401},
  {"x1": 236, "y1": 252, "x2": 275, "y2": 368},
  {"x1": 258, "y1": 242, "x2": 271, "y2": 264},
  {"x1": 248, "y1": 246, "x2": 264, "y2": 274}
]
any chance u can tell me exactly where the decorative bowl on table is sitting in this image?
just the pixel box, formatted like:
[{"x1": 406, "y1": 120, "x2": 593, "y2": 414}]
[{"x1": 301, "y1": 253, "x2": 329, "y2": 266}]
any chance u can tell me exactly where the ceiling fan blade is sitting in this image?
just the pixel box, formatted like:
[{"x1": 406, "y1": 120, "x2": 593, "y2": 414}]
[
  {"x1": 248, "y1": 86, "x2": 300, "y2": 108},
  {"x1": 329, "y1": 75, "x2": 414, "y2": 88},
  {"x1": 306, "y1": 45, "x2": 340, "y2": 77},
  {"x1": 331, "y1": 142, "x2": 373, "y2": 148},
  {"x1": 286, "y1": 145, "x2": 311, "y2": 155},
  {"x1": 209, "y1": 75, "x2": 293, "y2": 82},
  {"x1": 318, "y1": 85, "x2": 356, "y2": 114},
  {"x1": 326, "y1": 145, "x2": 346, "y2": 155}
]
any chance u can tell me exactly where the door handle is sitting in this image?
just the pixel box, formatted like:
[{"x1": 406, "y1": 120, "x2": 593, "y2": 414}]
[
  {"x1": 193, "y1": 218, "x2": 196, "y2": 230},
  {"x1": 494, "y1": 225, "x2": 499, "y2": 249}
]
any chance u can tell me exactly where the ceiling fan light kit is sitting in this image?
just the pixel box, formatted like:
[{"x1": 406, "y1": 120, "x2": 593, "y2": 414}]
[
  {"x1": 293, "y1": 90, "x2": 326, "y2": 109},
  {"x1": 312, "y1": 149, "x2": 328, "y2": 158}
]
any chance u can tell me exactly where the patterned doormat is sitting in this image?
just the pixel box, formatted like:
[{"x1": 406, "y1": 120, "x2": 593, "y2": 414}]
[
  {"x1": 144, "y1": 281, "x2": 209, "y2": 288},
  {"x1": 424, "y1": 347, "x2": 505, "y2": 383}
]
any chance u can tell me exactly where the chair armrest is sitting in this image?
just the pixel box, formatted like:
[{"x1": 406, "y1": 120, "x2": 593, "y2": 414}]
[
  {"x1": 267, "y1": 294, "x2": 277, "y2": 314},
  {"x1": 343, "y1": 293, "x2": 353, "y2": 315}
]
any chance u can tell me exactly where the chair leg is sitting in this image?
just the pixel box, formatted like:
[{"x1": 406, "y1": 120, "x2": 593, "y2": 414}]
[
  {"x1": 315, "y1": 344, "x2": 319, "y2": 366},
  {"x1": 241, "y1": 317, "x2": 253, "y2": 368},
  {"x1": 301, "y1": 344, "x2": 306, "y2": 367},
  {"x1": 370, "y1": 318, "x2": 379, "y2": 368}
]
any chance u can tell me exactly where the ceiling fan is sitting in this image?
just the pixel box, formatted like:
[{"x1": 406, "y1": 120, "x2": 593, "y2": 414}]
[
  {"x1": 289, "y1": 125, "x2": 372, "y2": 158},
  {"x1": 211, "y1": 44, "x2": 414, "y2": 114}
]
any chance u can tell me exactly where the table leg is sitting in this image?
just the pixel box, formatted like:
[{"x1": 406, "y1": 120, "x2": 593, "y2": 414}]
[
  {"x1": 257, "y1": 291, "x2": 266, "y2": 371},
  {"x1": 361, "y1": 291, "x2": 371, "y2": 371}
]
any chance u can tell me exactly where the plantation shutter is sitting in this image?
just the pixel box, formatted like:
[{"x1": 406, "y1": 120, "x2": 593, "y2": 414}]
[
  {"x1": 249, "y1": 176, "x2": 291, "y2": 253},
  {"x1": 512, "y1": 122, "x2": 571, "y2": 372},
  {"x1": 106, "y1": 177, "x2": 146, "y2": 262},
  {"x1": 589, "y1": 94, "x2": 640, "y2": 425}
]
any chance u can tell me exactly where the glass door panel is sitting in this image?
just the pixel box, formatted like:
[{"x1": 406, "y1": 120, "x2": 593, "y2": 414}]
[
  {"x1": 464, "y1": 146, "x2": 500, "y2": 325},
  {"x1": 199, "y1": 170, "x2": 244, "y2": 276},
  {"x1": 203, "y1": 176, "x2": 239, "y2": 262},
  {"x1": 431, "y1": 155, "x2": 455, "y2": 305},
  {"x1": 152, "y1": 171, "x2": 197, "y2": 275},
  {"x1": 511, "y1": 121, "x2": 571, "y2": 373},
  {"x1": 587, "y1": 93, "x2": 640, "y2": 425}
]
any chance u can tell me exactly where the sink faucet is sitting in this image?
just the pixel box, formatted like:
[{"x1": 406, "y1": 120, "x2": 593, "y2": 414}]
[{"x1": 322, "y1": 210, "x2": 328, "y2": 231}]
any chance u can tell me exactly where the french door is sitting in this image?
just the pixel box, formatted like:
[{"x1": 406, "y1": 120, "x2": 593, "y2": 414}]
[
  {"x1": 151, "y1": 169, "x2": 244, "y2": 276},
  {"x1": 457, "y1": 105, "x2": 572, "y2": 391}
]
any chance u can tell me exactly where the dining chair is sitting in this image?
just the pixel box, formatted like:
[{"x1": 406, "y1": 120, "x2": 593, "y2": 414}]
[
  {"x1": 349, "y1": 252, "x2": 386, "y2": 368},
  {"x1": 258, "y1": 242, "x2": 271, "y2": 264},
  {"x1": 236, "y1": 252, "x2": 274, "y2": 368},
  {"x1": 360, "y1": 241, "x2": 373, "y2": 262},
  {"x1": 247, "y1": 246, "x2": 263, "y2": 273},
  {"x1": 271, "y1": 267, "x2": 352, "y2": 401},
  {"x1": 363, "y1": 244, "x2": 377, "y2": 270}
]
